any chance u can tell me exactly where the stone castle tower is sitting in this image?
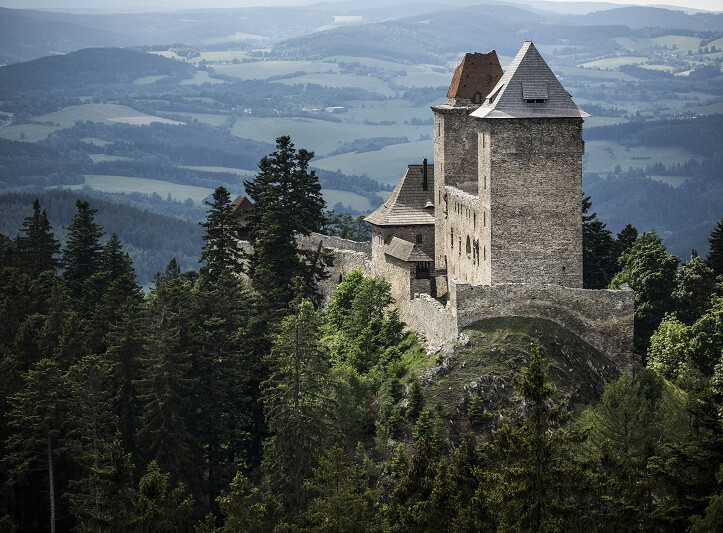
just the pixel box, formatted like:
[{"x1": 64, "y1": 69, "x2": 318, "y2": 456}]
[
  {"x1": 433, "y1": 42, "x2": 588, "y2": 290},
  {"x1": 304, "y1": 41, "x2": 633, "y2": 367}
]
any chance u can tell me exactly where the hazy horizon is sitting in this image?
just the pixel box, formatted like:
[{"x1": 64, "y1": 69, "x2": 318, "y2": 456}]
[{"x1": 0, "y1": 0, "x2": 720, "y2": 13}]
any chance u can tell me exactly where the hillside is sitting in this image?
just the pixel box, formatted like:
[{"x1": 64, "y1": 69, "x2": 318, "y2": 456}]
[
  {"x1": 0, "y1": 47, "x2": 195, "y2": 91},
  {"x1": 0, "y1": 190, "x2": 203, "y2": 285},
  {"x1": 410, "y1": 317, "x2": 618, "y2": 439}
]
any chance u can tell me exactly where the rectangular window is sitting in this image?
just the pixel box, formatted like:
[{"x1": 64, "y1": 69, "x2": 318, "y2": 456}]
[{"x1": 416, "y1": 234, "x2": 423, "y2": 244}]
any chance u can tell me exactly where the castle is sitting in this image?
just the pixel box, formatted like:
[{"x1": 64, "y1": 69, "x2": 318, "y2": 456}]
[{"x1": 302, "y1": 42, "x2": 635, "y2": 368}]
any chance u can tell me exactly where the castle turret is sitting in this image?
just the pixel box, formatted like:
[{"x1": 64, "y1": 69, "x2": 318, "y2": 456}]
[{"x1": 432, "y1": 51, "x2": 503, "y2": 276}]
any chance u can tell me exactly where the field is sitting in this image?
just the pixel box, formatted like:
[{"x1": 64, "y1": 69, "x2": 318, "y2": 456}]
[
  {"x1": 29, "y1": 104, "x2": 182, "y2": 129},
  {"x1": 614, "y1": 35, "x2": 702, "y2": 53},
  {"x1": 179, "y1": 71, "x2": 226, "y2": 85},
  {"x1": 61, "y1": 175, "x2": 215, "y2": 203},
  {"x1": 276, "y1": 73, "x2": 395, "y2": 96},
  {"x1": 172, "y1": 113, "x2": 229, "y2": 126},
  {"x1": 180, "y1": 165, "x2": 256, "y2": 176},
  {"x1": 581, "y1": 56, "x2": 648, "y2": 69},
  {"x1": 584, "y1": 141, "x2": 697, "y2": 174},
  {"x1": 313, "y1": 140, "x2": 433, "y2": 185},
  {"x1": 231, "y1": 115, "x2": 430, "y2": 156},
  {"x1": 134, "y1": 75, "x2": 169, "y2": 85},
  {"x1": 89, "y1": 154, "x2": 133, "y2": 163},
  {"x1": 322, "y1": 189, "x2": 374, "y2": 211},
  {"x1": 211, "y1": 60, "x2": 339, "y2": 80},
  {"x1": 0, "y1": 124, "x2": 59, "y2": 141}
]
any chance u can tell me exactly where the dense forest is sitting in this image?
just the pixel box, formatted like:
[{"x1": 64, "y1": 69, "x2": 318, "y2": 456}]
[{"x1": 1, "y1": 138, "x2": 722, "y2": 532}]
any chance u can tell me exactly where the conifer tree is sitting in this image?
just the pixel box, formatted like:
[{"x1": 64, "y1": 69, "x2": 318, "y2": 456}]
[
  {"x1": 261, "y1": 296, "x2": 336, "y2": 514},
  {"x1": 4, "y1": 359, "x2": 66, "y2": 533},
  {"x1": 134, "y1": 461, "x2": 194, "y2": 532},
  {"x1": 707, "y1": 216, "x2": 723, "y2": 279},
  {"x1": 136, "y1": 314, "x2": 198, "y2": 486},
  {"x1": 200, "y1": 186, "x2": 244, "y2": 282},
  {"x1": 68, "y1": 437, "x2": 137, "y2": 532},
  {"x1": 582, "y1": 196, "x2": 618, "y2": 289},
  {"x1": 490, "y1": 346, "x2": 596, "y2": 532},
  {"x1": 62, "y1": 200, "x2": 104, "y2": 298},
  {"x1": 616, "y1": 224, "x2": 638, "y2": 260},
  {"x1": 16, "y1": 199, "x2": 60, "y2": 276},
  {"x1": 301, "y1": 443, "x2": 377, "y2": 532},
  {"x1": 244, "y1": 136, "x2": 328, "y2": 313},
  {"x1": 216, "y1": 472, "x2": 282, "y2": 533}
]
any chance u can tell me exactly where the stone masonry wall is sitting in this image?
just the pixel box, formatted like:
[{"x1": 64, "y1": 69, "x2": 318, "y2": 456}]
[
  {"x1": 296, "y1": 232, "x2": 372, "y2": 305},
  {"x1": 406, "y1": 294, "x2": 458, "y2": 347},
  {"x1": 450, "y1": 281, "x2": 634, "y2": 369},
  {"x1": 479, "y1": 118, "x2": 584, "y2": 288}
]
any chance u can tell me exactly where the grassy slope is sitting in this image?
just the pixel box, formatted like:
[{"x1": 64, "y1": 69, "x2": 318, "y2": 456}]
[{"x1": 412, "y1": 317, "x2": 619, "y2": 439}]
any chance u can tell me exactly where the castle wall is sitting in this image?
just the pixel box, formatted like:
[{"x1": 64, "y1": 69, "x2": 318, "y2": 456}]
[
  {"x1": 406, "y1": 294, "x2": 458, "y2": 347},
  {"x1": 443, "y1": 186, "x2": 489, "y2": 285},
  {"x1": 479, "y1": 118, "x2": 584, "y2": 288},
  {"x1": 296, "y1": 232, "x2": 372, "y2": 305},
  {"x1": 449, "y1": 281, "x2": 634, "y2": 369}
]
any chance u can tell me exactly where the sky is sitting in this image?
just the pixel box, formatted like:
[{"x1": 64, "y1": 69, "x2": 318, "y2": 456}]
[{"x1": 1, "y1": 0, "x2": 721, "y2": 12}]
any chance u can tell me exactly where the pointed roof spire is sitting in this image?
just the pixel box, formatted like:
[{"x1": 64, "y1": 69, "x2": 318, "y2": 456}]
[
  {"x1": 446, "y1": 51, "x2": 504, "y2": 105},
  {"x1": 470, "y1": 41, "x2": 589, "y2": 119}
]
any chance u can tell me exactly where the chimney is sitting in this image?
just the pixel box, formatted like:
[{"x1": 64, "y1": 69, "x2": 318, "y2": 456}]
[{"x1": 422, "y1": 158, "x2": 428, "y2": 191}]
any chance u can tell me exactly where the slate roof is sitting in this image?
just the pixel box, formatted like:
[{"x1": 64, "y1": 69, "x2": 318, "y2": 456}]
[
  {"x1": 384, "y1": 237, "x2": 433, "y2": 263},
  {"x1": 446, "y1": 51, "x2": 503, "y2": 101},
  {"x1": 364, "y1": 163, "x2": 435, "y2": 227},
  {"x1": 471, "y1": 41, "x2": 589, "y2": 120}
]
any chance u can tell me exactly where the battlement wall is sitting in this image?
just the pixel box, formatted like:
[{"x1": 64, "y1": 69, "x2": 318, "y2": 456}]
[{"x1": 449, "y1": 281, "x2": 634, "y2": 369}]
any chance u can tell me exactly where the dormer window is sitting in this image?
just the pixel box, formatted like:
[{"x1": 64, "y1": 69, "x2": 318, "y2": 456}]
[{"x1": 522, "y1": 82, "x2": 548, "y2": 105}]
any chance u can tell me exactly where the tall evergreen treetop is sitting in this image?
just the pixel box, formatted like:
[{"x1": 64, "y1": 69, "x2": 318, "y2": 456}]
[
  {"x1": 244, "y1": 136, "x2": 327, "y2": 311},
  {"x1": 16, "y1": 198, "x2": 61, "y2": 276},
  {"x1": 200, "y1": 186, "x2": 244, "y2": 282},
  {"x1": 707, "y1": 216, "x2": 723, "y2": 279},
  {"x1": 62, "y1": 200, "x2": 104, "y2": 298}
]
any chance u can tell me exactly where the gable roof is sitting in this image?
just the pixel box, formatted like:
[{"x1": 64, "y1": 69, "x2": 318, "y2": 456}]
[
  {"x1": 230, "y1": 195, "x2": 254, "y2": 212},
  {"x1": 470, "y1": 41, "x2": 589, "y2": 120},
  {"x1": 447, "y1": 51, "x2": 504, "y2": 102},
  {"x1": 384, "y1": 237, "x2": 433, "y2": 263},
  {"x1": 364, "y1": 163, "x2": 435, "y2": 227}
]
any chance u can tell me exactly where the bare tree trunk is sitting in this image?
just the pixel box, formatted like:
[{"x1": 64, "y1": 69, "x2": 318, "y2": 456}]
[{"x1": 47, "y1": 435, "x2": 55, "y2": 533}]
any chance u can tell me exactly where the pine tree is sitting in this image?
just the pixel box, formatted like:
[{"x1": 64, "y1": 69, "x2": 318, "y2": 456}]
[
  {"x1": 301, "y1": 443, "x2": 378, "y2": 533},
  {"x1": 4, "y1": 359, "x2": 66, "y2": 533},
  {"x1": 261, "y1": 297, "x2": 336, "y2": 514},
  {"x1": 136, "y1": 313, "x2": 198, "y2": 486},
  {"x1": 62, "y1": 199, "x2": 104, "y2": 301},
  {"x1": 200, "y1": 186, "x2": 244, "y2": 282},
  {"x1": 68, "y1": 437, "x2": 137, "y2": 532},
  {"x1": 490, "y1": 346, "x2": 596, "y2": 532},
  {"x1": 16, "y1": 199, "x2": 60, "y2": 276},
  {"x1": 216, "y1": 472, "x2": 282, "y2": 533},
  {"x1": 707, "y1": 216, "x2": 723, "y2": 279},
  {"x1": 582, "y1": 196, "x2": 619, "y2": 289},
  {"x1": 134, "y1": 461, "x2": 194, "y2": 532},
  {"x1": 244, "y1": 136, "x2": 328, "y2": 313}
]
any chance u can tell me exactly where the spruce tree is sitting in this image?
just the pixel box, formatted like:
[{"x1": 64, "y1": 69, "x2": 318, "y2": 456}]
[
  {"x1": 582, "y1": 196, "x2": 618, "y2": 289},
  {"x1": 4, "y1": 359, "x2": 66, "y2": 533},
  {"x1": 62, "y1": 200, "x2": 104, "y2": 298},
  {"x1": 261, "y1": 297, "x2": 336, "y2": 514},
  {"x1": 200, "y1": 186, "x2": 244, "y2": 282},
  {"x1": 244, "y1": 136, "x2": 327, "y2": 313},
  {"x1": 707, "y1": 216, "x2": 723, "y2": 279},
  {"x1": 16, "y1": 199, "x2": 60, "y2": 276},
  {"x1": 134, "y1": 461, "x2": 194, "y2": 532}
]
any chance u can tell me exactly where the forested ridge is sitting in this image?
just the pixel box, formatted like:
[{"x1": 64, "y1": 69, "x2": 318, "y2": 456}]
[{"x1": 1, "y1": 139, "x2": 722, "y2": 532}]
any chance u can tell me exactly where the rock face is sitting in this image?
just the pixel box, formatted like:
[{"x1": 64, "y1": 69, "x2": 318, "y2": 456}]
[{"x1": 419, "y1": 317, "x2": 620, "y2": 439}]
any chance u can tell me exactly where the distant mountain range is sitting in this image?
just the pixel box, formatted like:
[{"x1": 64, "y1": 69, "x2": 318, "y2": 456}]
[{"x1": 1, "y1": 2, "x2": 721, "y2": 64}]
